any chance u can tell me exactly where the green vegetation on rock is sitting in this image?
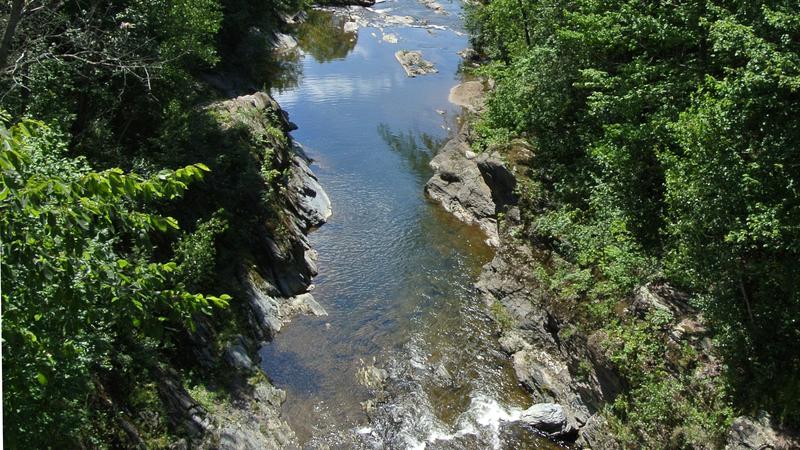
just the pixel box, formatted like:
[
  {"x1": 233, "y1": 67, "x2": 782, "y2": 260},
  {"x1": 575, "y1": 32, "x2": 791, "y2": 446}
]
[
  {"x1": 466, "y1": 0, "x2": 799, "y2": 445},
  {"x1": 1, "y1": 0, "x2": 307, "y2": 446}
]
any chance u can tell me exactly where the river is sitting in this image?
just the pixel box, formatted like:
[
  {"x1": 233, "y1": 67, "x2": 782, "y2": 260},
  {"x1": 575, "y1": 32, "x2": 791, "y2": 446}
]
[{"x1": 259, "y1": 1, "x2": 558, "y2": 448}]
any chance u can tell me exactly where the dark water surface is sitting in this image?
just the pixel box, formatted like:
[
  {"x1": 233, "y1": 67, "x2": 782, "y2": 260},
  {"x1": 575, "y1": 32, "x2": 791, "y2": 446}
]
[{"x1": 260, "y1": 2, "x2": 555, "y2": 448}]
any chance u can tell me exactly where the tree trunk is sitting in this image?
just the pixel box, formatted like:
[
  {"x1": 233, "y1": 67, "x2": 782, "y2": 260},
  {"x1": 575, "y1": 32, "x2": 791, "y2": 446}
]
[
  {"x1": 0, "y1": 0, "x2": 25, "y2": 71},
  {"x1": 517, "y1": 0, "x2": 531, "y2": 49}
]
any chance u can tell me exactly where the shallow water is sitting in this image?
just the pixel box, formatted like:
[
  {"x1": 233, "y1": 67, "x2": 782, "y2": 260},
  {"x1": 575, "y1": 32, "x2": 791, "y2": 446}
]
[{"x1": 260, "y1": 2, "x2": 557, "y2": 448}]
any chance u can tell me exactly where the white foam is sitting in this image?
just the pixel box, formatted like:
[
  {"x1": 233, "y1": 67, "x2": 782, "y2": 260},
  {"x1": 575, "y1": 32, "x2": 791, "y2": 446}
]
[{"x1": 421, "y1": 394, "x2": 524, "y2": 449}]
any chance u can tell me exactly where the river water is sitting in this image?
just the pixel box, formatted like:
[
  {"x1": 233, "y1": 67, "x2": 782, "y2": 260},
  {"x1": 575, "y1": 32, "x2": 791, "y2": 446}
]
[{"x1": 260, "y1": 2, "x2": 557, "y2": 448}]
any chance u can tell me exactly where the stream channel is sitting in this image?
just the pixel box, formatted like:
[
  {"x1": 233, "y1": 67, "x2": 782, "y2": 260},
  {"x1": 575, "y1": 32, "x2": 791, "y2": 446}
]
[{"x1": 259, "y1": 1, "x2": 559, "y2": 448}]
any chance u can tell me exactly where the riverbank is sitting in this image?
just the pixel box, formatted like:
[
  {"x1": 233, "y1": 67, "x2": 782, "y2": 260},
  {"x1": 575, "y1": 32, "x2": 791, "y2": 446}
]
[
  {"x1": 151, "y1": 90, "x2": 331, "y2": 448},
  {"x1": 427, "y1": 80, "x2": 800, "y2": 449}
]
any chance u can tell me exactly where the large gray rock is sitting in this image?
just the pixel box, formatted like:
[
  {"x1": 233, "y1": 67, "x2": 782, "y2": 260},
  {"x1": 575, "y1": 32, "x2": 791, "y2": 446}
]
[
  {"x1": 575, "y1": 413, "x2": 621, "y2": 450},
  {"x1": 513, "y1": 348, "x2": 590, "y2": 426},
  {"x1": 157, "y1": 369, "x2": 212, "y2": 437},
  {"x1": 518, "y1": 403, "x2": 574, "y2": 438},
  {"x1": 215, "y1": 380, "x2": 297, "y2": 450},
  {"x1": 287, "y1": 144, "x2": 332, "y2": 229},
  {"x1": 425, "y1": 139, "x2": 499, "y2": 246},
  {"x1": 243, "y1": 269, "x2": 327, "y2": 341},
  {"x1": 244, "y1": 270, "x2": 284, "y2": 340}
]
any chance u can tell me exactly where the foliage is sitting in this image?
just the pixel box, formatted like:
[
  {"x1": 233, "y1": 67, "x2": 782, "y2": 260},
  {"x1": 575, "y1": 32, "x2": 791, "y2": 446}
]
[
  {"x1": 467, "y1": 0, "x2": 800, "y2": 442},
  {"x1": 0, "y1": 117, "x2": 228, "y2": 447}
]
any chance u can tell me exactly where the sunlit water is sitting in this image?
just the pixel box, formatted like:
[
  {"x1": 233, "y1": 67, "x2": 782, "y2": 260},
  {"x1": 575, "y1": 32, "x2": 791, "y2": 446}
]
[{"x1": 260, "y1": 2, "x2": 557, "y2": 448}]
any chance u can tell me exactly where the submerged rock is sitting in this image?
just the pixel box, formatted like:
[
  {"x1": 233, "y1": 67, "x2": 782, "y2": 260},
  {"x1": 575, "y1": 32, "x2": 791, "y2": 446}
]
[
  {"x1": 395, "y1": 50, "x2": 438, "y2": 77},
  {"x1": 419, "y1": 0, "x2": 446, "y2": 14}
]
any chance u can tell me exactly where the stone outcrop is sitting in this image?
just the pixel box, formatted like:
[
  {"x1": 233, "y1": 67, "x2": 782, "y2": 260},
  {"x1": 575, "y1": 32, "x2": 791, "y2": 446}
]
[
  {"x1": 425, "y1": 136, "x2": 499, "y2": 246},
  {"x1": 162, "y1": 91, "x2": 330, "y2": 449},
  {"x1": 427, "y1": 85, "x2": 799, "y2": 448},
  {"x1": 395, "y1": 50, "x2": 438, "y2": 77},
  {"x1": 726, "y1": 413, "x2": 799, "y2": 450},
  {"x1": 425, "y1": 119, "x2": 517, "y2": 247}
]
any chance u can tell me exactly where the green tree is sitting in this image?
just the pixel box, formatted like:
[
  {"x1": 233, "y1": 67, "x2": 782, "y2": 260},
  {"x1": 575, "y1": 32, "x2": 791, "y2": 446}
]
[{"x1": 1, "y1": 115, "x2": 228, "y2": 447}]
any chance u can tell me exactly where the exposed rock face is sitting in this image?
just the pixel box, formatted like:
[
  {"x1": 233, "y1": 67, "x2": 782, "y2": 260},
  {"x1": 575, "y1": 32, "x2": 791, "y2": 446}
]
[
  {"x1": 287, "y1": 143, "x2": 332, "y2": 229},
  {"x1": 158, "y1": 369, "x2": 214, "y2": 438},
  {"x1": 243, "y1": 268, "x2": 328, "y2": 341},
  {"x1": 166, "y1": 91, "x2": 329, "y2": 449},
  {"x1": 425, "y1": 137, "x2": 499, "y2": 246},
  {"x1": 395, "y1": 50, "x2": 438, "y2": 77},
  {"x1": 225, "y1": 336, "x2": 256, "y2": 373},
  {"x1": 425, "y1": 118, "x2": 519, "y2": 247},
  {"x1": 726, "y1": 413, "x2": 800, "y2": 450},
  {"x1": 426, "y1": 85, "x2": 624, "y2": 445},
  {"x1": 214, "y1": 382, "x2": 296, "y2": 450},
  {"x1": 458, "y1": 47, "x2": 480, "y2": 63}
]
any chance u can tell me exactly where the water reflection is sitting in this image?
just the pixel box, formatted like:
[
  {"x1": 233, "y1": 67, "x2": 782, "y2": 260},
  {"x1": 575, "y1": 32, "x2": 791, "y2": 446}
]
[
  {"x1": 261, "y1": 0, "x2": 557, "y2": 447},
  {"x1": 297, "y1": 9, "x2": 359, "y2": 63},
  {"x1": 377, "y1": 123, "x2": 446, "y2": 180}
]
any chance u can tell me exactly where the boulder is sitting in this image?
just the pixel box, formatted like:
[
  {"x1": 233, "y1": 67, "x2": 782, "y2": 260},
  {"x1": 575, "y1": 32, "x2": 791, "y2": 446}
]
[
  {"x1": 287, "y1": 144, "x2": 332, "y2": 229},
  {"x1": 458, "y1": 47, "x2": 479, "y2": 62},
  {"x1": 518, "y1": 403, "x2": 574, "y2": 438}
]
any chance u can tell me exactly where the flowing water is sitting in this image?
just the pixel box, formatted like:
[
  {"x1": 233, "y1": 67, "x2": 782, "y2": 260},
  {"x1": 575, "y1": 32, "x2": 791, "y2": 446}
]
[{"x1": 260, "y1": 2, "x2": 558, "y2": 448}]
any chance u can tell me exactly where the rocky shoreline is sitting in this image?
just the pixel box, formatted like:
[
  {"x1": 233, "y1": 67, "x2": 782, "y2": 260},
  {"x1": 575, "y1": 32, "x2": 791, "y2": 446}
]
[
  {"x1": 426, "y1": 82, "x2": 799, "y2": 449},
  {"x1": 159, "y1": 92, "x2": 331, "y2": 449}
]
